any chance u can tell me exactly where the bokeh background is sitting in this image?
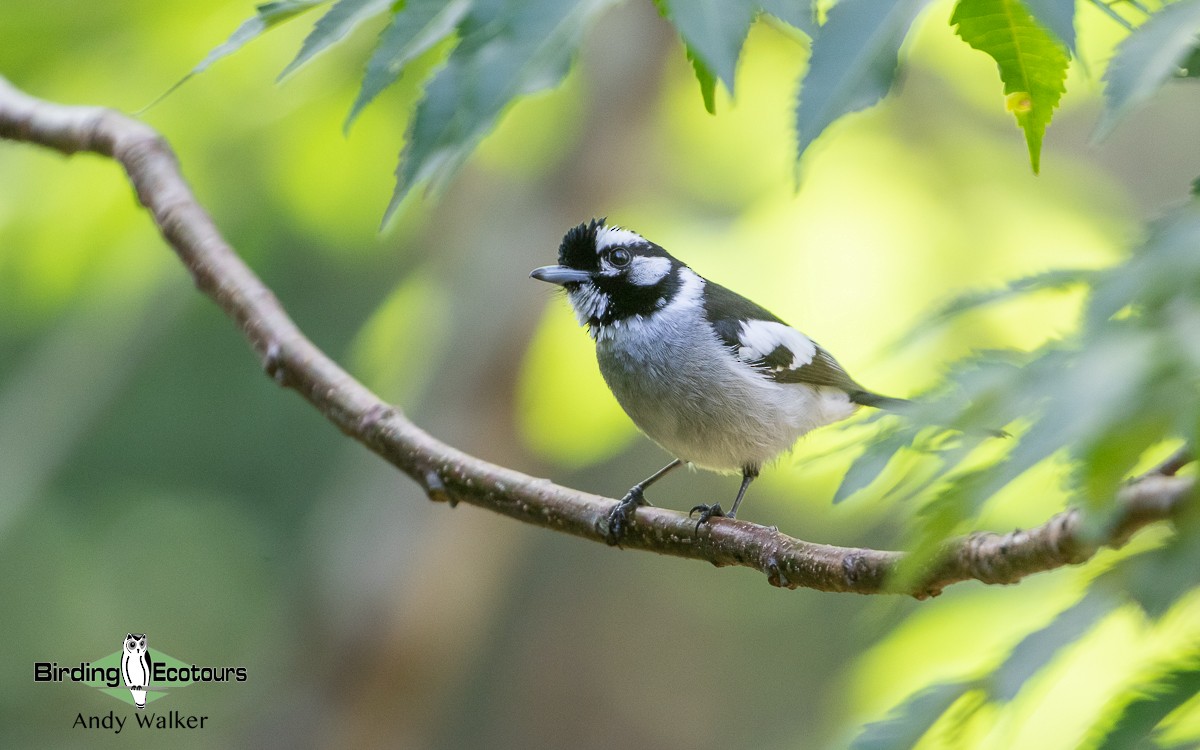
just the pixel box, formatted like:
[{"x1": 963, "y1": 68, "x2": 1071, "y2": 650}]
[{"x1": 1, "y1": 1, "x2": 1198, "y2": 748}]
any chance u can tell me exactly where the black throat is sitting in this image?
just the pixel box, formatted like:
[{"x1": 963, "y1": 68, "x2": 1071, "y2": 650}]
[{"x1": 590, "y1": 266, "x2": 683, "y2": 327}]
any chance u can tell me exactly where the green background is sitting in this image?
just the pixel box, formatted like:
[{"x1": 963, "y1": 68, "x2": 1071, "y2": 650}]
[{"x1": 1, "y1": 1, "x2": 1198, "y2": 747}]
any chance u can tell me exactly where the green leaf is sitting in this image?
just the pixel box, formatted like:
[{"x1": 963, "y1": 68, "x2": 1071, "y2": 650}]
[
  {"x1": 687, "y1": 46, "x2": 719, "y2": 114},
  {"x1": 189, "y1": 0, "x2": 330, "y2": 77},
  {"x1": 1101, "y1": 503, "x2": 1200, "y2": 618},
  {"x1": 1183, "y1": 43, "x2": 1200, "y2": 78},
  {"x1": 980, "y1": 332, "x2": 1153, "y2": 502},
  {"x1": 834, "y1": 427, "x2": 913, "y2": 504},
  {"x1": 757, "y1": 0, "x2": 817, "y2": 37},
  {"x1": 796, "y1": 0, "x2": 932, "y2": 159},
  {"x1": 915, "y1": 267, "x2": 1099, "y2": 334},
  {"x1": 891, "y1": 468, "x2": 991, "y2": 586},
  {"x1": 279, "y1": 0, "x2": 393, "y2": 80},
  {"x1": 952, "y1": 0, "x2": 1069, "y2": 174},
  {"x1": 1076, "y1": 394, "x2": 1173, "y2": 509},
  {"x1": 1019, "y1": 0, "x2": 1076, "y2": 53},
  {"x1": 1088, "y1": 200, "x2": 1200, "y2": 327},
  {"x1": 1095, "y1": 0, "x2": 1200, "y2": 140},
  {"x1": 149, "y1": 0, "x2": 329, "y2": 109},
  {"x1": 990, "y1": 591, "x2": 1113, "y2": 702},
  {"x1": 345, "y1": 0, "x2": 472, "y2": 130},
  {"x1": 660, "y1": 0, "x2": 757, "y2": 94},
  {"x1": 905, "y1": 352, "x2": 1031, "y2": 437},
  {"x1": 676, "y1": 0, "x2": 820, "y2": 115},
  {"x1": 881, "y1": 431, "x2": 989, "y2": 505},
  {"x1": 1089, "y1": 653, "x2": 1200, "y2": 750},
  {"x1": 850, "y1": 682, "x2": 978, "y2": 750},
  {"x1": 386, "y1": 0, "x2": 616, "y2": 222}
]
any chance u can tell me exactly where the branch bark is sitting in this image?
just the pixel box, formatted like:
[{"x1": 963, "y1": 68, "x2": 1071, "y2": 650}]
[{"x1": 0, "y1": 76, "x2": 1192, "y2": 598}]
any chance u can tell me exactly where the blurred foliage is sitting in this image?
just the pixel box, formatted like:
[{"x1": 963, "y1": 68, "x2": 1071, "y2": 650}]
[
  {"x1": 183, "y1": 0, "x2": 1198, "y2": 212},
  {"x1": 796, "y1": 0, "x2": 932, "y2": 159},
  {"x1": 834, "y1": 116, "x2": 1200, "y2": 750},
  {"x1": 1095, "y1": 0, "x2": 1200, "y2": 139},
  {"x1": 3, "y1": 0, "x2": 1200, "y2": 749}
]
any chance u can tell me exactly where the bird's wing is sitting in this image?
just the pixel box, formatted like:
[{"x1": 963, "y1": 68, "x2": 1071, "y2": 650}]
[{"x1": 701, "y1": 279, "x2": 875, "y2": 397}]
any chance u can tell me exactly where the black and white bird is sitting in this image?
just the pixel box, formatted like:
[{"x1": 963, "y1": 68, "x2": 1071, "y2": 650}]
[{"x1": 531, "y1": 218, "x2": 910, "y2": 543}]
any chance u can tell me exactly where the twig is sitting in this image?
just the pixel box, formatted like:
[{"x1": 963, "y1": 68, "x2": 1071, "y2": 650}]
[
  {"x1": 0, "y1": 76, "x2": 1192, "y2": 598},
  {"x1": 1149, "y1": 444, "x2": 1192, "y2": 478}
]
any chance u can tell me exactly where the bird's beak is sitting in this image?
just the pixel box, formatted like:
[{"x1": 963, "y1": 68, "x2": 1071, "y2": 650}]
[{"x1": 530, "y1": 265, "x2": 591, "y2": 286}]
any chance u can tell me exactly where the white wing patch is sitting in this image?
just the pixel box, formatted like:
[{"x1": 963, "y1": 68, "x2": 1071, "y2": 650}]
[
  {"x1": 736, "y1": 320, "x2": 816, "y2": 369},
  {"x1": 626, "y1": 255, "x2": 672, "y2": 286},
  {"x1": 595, "y1": 225, "x2": 646, "y2": 251}
]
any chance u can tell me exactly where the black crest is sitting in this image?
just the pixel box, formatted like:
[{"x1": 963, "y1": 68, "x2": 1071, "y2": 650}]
[{"x1": 558, "y1": 217, "x2": 607, "y2": 271}]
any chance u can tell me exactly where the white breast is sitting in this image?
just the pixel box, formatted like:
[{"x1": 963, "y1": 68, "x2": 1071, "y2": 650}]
[{"x1": 594, "y1": 269, "x2": 856, "y2": 473}]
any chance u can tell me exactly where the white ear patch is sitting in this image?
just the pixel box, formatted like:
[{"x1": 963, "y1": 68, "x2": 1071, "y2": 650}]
[
  {"x1": 736, "y1": 320, "x2": 817, "y2": 367},
  {"x1": 626, "y1": 256, "x2": 672, "y2": 286},
  {"x1": 595, "y1": 225, "x2": 646, "y2": 251}
]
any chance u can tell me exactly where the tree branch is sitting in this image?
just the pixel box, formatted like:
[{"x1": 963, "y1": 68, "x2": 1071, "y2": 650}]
[{"x1": 0, "y1": 75, "x2": 1192, "y2": 598}]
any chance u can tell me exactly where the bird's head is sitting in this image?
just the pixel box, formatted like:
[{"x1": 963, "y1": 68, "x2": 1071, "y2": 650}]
[{"x1": 530, "y1": 218, "x2": 686, "y2": 331}]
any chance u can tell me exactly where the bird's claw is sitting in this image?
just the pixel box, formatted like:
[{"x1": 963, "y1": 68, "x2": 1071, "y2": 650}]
[
  {"x1": 688, "y1": 502, "x2": 725, "y2": 531},
  {"x1": 603, "y1": 486, "x2": 649, "y2": 546}
]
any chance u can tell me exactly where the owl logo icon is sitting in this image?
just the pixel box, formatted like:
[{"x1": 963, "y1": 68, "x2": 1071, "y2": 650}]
[{"x1": 120, "y1": 633, "x2": 150, "y2": 709}]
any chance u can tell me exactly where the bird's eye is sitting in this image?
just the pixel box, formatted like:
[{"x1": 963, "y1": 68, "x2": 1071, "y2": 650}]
[{"x1": 608, "y1": 248, "x2": 631, "y2": 267}]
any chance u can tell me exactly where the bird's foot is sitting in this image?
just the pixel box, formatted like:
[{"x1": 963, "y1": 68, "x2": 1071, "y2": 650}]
[
  {"x1": 689, "y1": 502, "x2": 726, "y2": 531},
  {"x1": 603, "y1": 485, "x2": 651, "y2": 546}
]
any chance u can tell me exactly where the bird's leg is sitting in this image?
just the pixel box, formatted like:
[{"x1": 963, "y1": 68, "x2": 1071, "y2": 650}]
[
  {"x1": 690, "y1": 466, "x2": 759, "y2": 530},
  {"x1": 603, "y1": 459, "x2": 683, "y2": 545}
]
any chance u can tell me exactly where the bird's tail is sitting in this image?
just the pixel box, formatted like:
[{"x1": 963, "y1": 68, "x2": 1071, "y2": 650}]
[{"x1": 849, "y1": 390, "x2": 911, "y2": 411}]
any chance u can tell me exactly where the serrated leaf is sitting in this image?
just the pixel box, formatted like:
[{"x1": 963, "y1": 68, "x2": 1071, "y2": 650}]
[
  {"x1": 757, "y1": 0, "x2": 817, "y2": 37},
  {"x1": 1088, "y1": 200, "x2": 1200, "y2": 327},
  {"x1": 834, "y1": 428, "x2": 911, "y2": 504},
  {"x1": 1089, "y1": 653, "x2": 1200, "y2": 750},
  {"x1": 345, "y1": 0, "x2": 471, "y2": 130},
  {"x1": 1095, "y1": 0, "x2": 1200, "y2": 140},
  {"x1": 1101, "y1": 510, "x2": 1200, "y2": 618},
  {"x1": 892, "y1": 468, "x2": 990, "y2": 585},
  {"x1": 661, "y1": 0, "x2": 757, "y2": 93},
  {"x1": 952, "y1": 0, "x2": 1069, "y2": 174},
  {"x1": 279, "y1": 0, "x2": 393, "y2": 81},
  {"x1": 796, "y1": 0, "x2": 932, "y2": 158},
  {"x1": 990, "y1": 591, "x2": 1113, "y2": 702},
  {"x1": 915, "y1": 267, "x2": 1098, "y2": 335},
  {"x1": 148, "y1": 0, "x2": 329, "y2": 109},
  {"x1": 903, "y1": 352, "x2": 1031, "y2": 438},
  {"x1": 1077, "y1": 399, "x2": 1173, "y2": 509},
  {"x1": 973, "y1": 332, "x2": 1152, "y2": 504},
  {"x1": 850, "y1": 682, "x2": 978, "y2": 750},
  {"x1": 386, "y1": 0, "x2": 616, "y2": 222},
  {"x1": 881, "y1": 431, "x2": 990, "y2": 505},
  {"x1": 190, "y1": 0, "x2": 330, "y2": 77},
  {"x1": 687, "y1": 46, "x2": 719, "y2": 114},
  {"x1": 1019, "y1": 0, "x2": 1076, "y2": 53}
]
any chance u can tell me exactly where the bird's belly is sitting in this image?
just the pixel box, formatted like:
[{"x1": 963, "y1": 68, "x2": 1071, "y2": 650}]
[{"x1": 596, "y1": 326, "x2": 854, "y2": 472}]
